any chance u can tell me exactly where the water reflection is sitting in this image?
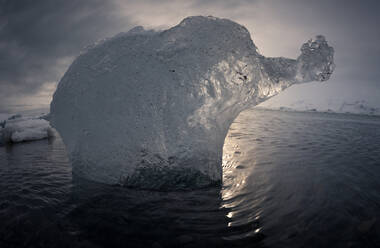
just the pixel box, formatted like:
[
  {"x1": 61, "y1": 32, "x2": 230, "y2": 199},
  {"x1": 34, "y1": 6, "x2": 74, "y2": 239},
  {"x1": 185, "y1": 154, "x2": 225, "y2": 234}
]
[
  {"x1": 65, "y1": 180, "x2": 229, "y2": 247},
  {"x1": 221, "y1": 110, "x2": 266, "y2": 242},
  {"x1": 61, "y1": 116, "x2": 268, "y2": 247},
  {"x1": 222, "y1": 109, "x2": 380, "y2": 248},
  {"x1": 1, "y1": 109, "x2": 380, "y2": 247},
  {"x1": 1, "y1": 128, "x2": 263, "y2": 247}
]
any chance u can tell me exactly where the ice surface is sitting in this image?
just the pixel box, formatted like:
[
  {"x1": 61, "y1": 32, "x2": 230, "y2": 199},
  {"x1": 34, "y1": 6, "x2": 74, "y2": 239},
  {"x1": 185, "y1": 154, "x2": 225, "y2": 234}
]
[
  {"x1": 0, "y1": 115, "x2": 53, "y2": 144},
  {"x1": 50, "y1": 16, "x2": 335, "y2": 188}
]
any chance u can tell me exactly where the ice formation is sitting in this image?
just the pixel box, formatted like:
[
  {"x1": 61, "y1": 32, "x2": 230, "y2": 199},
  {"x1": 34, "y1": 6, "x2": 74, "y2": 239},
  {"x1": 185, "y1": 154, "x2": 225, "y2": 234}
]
[
  {"x1": 50, "y1": 16, "x2": 335, "y2": 189},
  {"x1": 0, "y1": 115, "x2": 53, "y2": 145}
]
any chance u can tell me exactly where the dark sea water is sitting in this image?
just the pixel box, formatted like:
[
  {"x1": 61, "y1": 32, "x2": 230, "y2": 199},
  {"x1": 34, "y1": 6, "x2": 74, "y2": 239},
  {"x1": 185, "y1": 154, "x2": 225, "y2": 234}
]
[{"x1": 1, "y1": 109, "x2": 380, "y2": 248}]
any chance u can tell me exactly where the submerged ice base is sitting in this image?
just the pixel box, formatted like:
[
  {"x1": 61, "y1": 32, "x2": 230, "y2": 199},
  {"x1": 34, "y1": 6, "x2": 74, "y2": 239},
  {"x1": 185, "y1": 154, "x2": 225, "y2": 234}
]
[{"x1": 51, "y1": 16, "x2": 334, "y2": 189}]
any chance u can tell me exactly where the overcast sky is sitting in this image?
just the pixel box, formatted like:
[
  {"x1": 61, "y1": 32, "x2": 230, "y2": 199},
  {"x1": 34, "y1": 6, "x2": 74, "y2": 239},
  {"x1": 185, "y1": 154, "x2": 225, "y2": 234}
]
[{"x1": 1, "y1": 0, "x2": 379, "y2": 109}]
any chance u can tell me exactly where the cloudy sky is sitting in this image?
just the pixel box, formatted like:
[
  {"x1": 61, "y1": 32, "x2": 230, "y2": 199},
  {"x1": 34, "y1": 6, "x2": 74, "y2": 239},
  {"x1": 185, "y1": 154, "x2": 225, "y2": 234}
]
[{"x1": 1, "y1": 0, "x2": 379, "y2": 109}]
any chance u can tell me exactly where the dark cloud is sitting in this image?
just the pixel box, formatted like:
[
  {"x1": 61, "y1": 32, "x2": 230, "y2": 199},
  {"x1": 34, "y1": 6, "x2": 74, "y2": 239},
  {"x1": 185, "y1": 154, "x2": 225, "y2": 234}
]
[
  {"x1": 0, "y1": 0, "x2": 379, "y2": 106},
  {"x1": 0, "y1": 0, "x2": 131, "y2": 104}
]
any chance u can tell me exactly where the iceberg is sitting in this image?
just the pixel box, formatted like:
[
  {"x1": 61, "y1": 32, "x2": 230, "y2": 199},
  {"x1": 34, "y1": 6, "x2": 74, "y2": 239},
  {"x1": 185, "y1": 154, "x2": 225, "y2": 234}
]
[
  {"x1": 50, "y1": 16, "x2": 334, "y2": 188},
  {"x1": 0, "y1": 115, "x2": 53, "y2": 145}
]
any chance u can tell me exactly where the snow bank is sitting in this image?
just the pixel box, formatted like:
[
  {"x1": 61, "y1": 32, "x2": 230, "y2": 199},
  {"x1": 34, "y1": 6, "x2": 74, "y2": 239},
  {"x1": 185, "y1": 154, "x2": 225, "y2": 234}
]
[
  {"x1": 51, "y1": 16, "x2": 334, "y2": 189},
  {"x1": 258, "y1": 99, "x2": 380, "y2": 116},
  {"x1": 0, "y1": 115, "x2": 53, "y2": 145}
]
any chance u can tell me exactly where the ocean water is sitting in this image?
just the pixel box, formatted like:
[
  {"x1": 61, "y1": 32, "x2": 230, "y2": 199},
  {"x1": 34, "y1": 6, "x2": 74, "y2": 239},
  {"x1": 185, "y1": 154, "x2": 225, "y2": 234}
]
[{"x1": 0, "y1": 108, "x2": 379, "y2": 248}]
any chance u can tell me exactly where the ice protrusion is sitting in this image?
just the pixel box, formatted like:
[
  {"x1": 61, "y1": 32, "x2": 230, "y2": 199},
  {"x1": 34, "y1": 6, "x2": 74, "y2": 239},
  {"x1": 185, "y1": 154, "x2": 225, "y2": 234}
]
[{"x1": 296, "y1": 35, "x2": 335, "y2": 82}]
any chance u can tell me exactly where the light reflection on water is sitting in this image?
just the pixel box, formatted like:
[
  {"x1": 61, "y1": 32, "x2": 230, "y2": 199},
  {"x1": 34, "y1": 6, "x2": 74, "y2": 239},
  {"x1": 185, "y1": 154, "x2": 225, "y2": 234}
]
[
  {"x1": 221, "y1": 109, "x2": 380, "y2": 247},
  {"x1": 0, "y1": 109, "x2": 380, "y2": 247}
]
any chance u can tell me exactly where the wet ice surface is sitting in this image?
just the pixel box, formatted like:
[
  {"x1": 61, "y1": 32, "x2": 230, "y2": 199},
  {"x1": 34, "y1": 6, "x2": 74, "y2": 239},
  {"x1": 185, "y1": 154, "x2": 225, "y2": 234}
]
[
  {"x1": 1, "y1": 108, "x2": 380, "y2": 248},
  {"x1": 51, "y1": 16, "x2": 334, "y2": 186}
]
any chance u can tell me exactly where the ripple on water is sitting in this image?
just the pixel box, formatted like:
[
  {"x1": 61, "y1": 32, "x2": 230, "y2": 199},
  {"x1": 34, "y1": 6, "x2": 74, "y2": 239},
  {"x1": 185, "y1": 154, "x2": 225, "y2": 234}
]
[{"x1": 0, "y1": 109, "x2": 380, "y2": 247}]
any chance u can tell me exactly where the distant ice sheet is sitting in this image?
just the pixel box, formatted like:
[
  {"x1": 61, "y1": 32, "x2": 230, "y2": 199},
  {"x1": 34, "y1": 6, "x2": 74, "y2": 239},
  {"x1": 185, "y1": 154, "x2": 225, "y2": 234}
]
[{"x1": 258, "y1": 99, "x2": 380, "y2": 116}]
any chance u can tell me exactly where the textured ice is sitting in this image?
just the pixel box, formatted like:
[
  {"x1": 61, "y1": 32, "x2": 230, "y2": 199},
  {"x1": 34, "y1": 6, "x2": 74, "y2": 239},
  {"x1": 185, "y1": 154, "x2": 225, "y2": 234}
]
[
  {"x1": 0, "y1": 115, "x2": 53, "y2": 144},
  {"x1": 50, "y1": 16, "x2": 334, "y2": 189}
]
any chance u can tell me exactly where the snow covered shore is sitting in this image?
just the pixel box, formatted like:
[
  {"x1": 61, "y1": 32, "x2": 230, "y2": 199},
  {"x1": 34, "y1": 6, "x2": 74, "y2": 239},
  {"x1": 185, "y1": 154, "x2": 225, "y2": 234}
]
[{"x1": 257, "y1": 99, "x2": 380, "y2": 116}]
